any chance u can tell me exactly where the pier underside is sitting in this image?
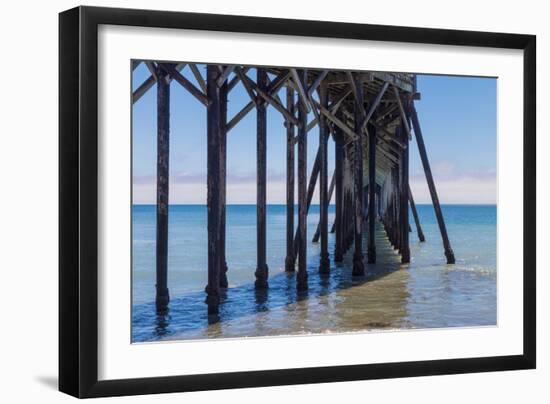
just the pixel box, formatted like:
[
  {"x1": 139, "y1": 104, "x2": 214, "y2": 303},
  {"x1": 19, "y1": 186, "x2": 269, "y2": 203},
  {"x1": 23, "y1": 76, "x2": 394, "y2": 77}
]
[{"x1": 132, "y1": 62, "x2": 456, "y2": 318}]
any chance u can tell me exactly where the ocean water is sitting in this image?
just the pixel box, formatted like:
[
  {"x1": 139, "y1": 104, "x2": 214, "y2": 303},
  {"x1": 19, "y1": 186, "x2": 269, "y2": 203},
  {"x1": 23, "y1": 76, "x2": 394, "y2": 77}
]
[{"x1": 132, "y1": 204, "x2": 496, "y2": 342}]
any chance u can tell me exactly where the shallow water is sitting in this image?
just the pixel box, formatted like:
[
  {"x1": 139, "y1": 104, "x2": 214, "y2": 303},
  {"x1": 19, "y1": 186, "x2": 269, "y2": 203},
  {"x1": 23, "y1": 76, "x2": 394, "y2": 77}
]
[{"x1": 132, "y1": 204, "x2": 496, "y2": 342}]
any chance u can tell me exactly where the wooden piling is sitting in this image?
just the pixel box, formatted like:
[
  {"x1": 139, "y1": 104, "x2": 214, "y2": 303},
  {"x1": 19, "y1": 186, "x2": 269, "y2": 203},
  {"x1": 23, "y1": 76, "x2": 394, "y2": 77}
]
[
  {"x1": 318, "y1": 83, "x2": 330, "y2": 274},
  {"x1": 205, "y1": 65, "x2": 222, "y2": 315},
  {"x1": 352, "y1": 75, "x2": 365, "y2": 276},
  {"x1": 334, "y1": 128, "x2": 344, "y2": 261},
  {"x1": 297, "y1": 69, "x2": 308, "y2": 291},
  {"x1": 313, "y1": 172, "x2": 335, "y2": 243},
  {"x1": 255, "y1": 68, "x2": 269, "y2": 288},
  {"x1": 409, "y1": 185, "x2": 426, "y2": 242},
  {"x1": 393, "y1": 168, "x2": 400, "y2": 251},
  {"x1": 410, "y1": 103, "x2": 455, "y2": 264},
  {"x1": 155, "y1": 66, "x2": 170, "y2": 313},
  {"x1": 284, "y1": 86, "x2": 296, "y2": 272},
  {"x1": 367, "y1": 119, "x2": 377, "y2": 264},
  {"x1": 219, "y1": 78, "x2": 229, "y2": 288},
  {"x1": 292, "y1": 148, "x2": 320, "y2": 261},
  {"x1": 399, "y1": 119, "x2": 410, "y2": 263}
]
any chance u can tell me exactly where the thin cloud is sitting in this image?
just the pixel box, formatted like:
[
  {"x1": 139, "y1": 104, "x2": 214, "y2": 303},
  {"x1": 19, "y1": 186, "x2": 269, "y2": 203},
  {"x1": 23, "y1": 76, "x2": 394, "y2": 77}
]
[{"x1": 133, "y1": 170, "x2": 286, "y2": 186}]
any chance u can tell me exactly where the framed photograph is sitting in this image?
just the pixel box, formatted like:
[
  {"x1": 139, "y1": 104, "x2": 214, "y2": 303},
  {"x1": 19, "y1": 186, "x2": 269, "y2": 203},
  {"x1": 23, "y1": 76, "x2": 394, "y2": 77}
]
[{"x1": 59, "y1": 6, "x2": 536, "y2": 398}]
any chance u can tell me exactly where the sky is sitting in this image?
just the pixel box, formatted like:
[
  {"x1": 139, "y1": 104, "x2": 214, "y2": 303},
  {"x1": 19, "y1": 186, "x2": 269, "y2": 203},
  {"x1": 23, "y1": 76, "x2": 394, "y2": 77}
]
[{"x1": 132, "y1": 64, "x2": 496, "y2": 204}]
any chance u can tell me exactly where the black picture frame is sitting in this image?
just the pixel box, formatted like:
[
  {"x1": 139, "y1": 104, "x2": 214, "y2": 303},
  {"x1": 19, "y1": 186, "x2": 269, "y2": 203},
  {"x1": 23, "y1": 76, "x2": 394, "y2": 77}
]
[{"x1": 59, "y1": 5, "x2": 536, "y2": 398}]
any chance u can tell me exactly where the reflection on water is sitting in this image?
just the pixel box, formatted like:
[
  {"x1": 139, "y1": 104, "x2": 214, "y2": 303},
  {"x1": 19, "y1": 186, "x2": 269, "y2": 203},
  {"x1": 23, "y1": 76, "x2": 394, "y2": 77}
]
[{"x1": 132, "y1": 205, "x2": 496, "y2": 342}]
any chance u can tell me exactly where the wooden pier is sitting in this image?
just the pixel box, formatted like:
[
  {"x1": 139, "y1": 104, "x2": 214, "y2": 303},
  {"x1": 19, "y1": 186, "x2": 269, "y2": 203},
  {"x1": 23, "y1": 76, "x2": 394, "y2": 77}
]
[{"x1": 133, "y1": 62, "x2": 456, "y2": 317}]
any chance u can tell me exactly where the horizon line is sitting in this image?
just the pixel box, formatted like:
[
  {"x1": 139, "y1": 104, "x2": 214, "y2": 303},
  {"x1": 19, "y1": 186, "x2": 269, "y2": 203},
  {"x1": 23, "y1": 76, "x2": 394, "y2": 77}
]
[{"x1": 132, "y1": 202, "x2": 497, "y2": 206}]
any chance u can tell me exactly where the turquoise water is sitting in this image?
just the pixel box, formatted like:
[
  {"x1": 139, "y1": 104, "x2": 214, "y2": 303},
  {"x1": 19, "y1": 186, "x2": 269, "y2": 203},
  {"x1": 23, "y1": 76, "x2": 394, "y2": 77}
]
[{"x1": 132, "y1": 204, "x2": 496, "y2": 342}]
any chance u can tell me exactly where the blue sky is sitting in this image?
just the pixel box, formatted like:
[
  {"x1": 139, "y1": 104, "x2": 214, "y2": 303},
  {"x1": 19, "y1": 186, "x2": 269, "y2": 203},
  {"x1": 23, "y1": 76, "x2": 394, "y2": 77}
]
[{"x1": 132, "y1": 64, "x2": 496, "y2": 204}]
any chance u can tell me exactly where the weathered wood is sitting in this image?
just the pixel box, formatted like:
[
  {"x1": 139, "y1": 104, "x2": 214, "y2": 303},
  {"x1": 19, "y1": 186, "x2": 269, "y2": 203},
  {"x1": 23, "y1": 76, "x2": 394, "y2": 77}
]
[
  {"x1": 162, "y1": 64, "x2": 210, "y2": 107},
  {"x1": 217, "y1": 65, "x2": 235, "y2": 87},
  {"x1": 235, "y1": 67, "x2": 259, "y2": 106},
  {"x1": 360, "y1": 82, "x2": 389, "y2": 131},
  {"x1": 367, "y1": 118, "x2": 377, "y2": 264},
  {"x1": 408, "y1": 185, "x2": 426, "y2": 242},
  {"x1": 219, "y1": 79, "x2": 229, "y2": 288},
  {"x1": 304, "y1": 88, "x2": 351, "y2": 137},
  {"x1": 292, "y1": 147, "x2": 321, "y2": 258},
  {"x1": 398, "y1": 120, "x2": 410, "y2": 263},
  {"x1": 347, "y1": 72, "x2": 367, "y2": 117},
  {"x1": 393, "y1": 85, "x2": 412, "y2": 138},
  {"x1": 334, "y1": 123, "x2": 345, "y2": 262},
  {"x1": 205, "y1": 65, "x2": 222, "y2": 316},
  {"x1": 410, "y1": 103, "x2": 455, "y2": 264},
  {"x1": 228, "y1": 67, "x2": 250, "y2": 91},
  {"x1": 290, "y1": 68, "x2": 311, "y2": 113},
  {"x1": 188, "y1": 63, "x2": 207, "y2": 93},
  {"x1": 285, "y1": 86, "x2": 296, "y2": 272},
  {"x1": 297, "y1": 69, "x2": 308, "y2": 291},
  {"x1": 308, "y1": 70, "x2": 329, "y2": 97},
  {"x1": 226, "y1": 102, "x2": 255, "y2": 132},
  {"x1": 155, "y1": 68, "x2": 170, "y2": 313},
  {"x1": 317, "y1": 101, "x2": 357, "y2": 140},
  {"x1": 313, "y1": 171, "x2": 335, "y2": 243},
  {"x1": 318, "y1": 83, "x2": 330, "y2": 274},
  {"x1": 255, "y1": 68, "x2": 269, "y2": 289},
  {"x1": 394, "y1": 167, "x2": 401, "y2": 252},
  {"x1": 145, "y1": 61, "x2": 158, "y2": 80},
  {"x1": 226, "y1": 70, "x2": 289, "y2": 132},
  {"x1": 132, "y1": 63, "x2": 185, "y2": 104},
  {"x1": 239, "y1": 71, "x2": 299, "y2": 126},
  {"x1": 133, "y1": 75, "x2": 157, "y2": 104},
  {"x1": 352, "y1": 74, "x2": 365, "y2": 276}
]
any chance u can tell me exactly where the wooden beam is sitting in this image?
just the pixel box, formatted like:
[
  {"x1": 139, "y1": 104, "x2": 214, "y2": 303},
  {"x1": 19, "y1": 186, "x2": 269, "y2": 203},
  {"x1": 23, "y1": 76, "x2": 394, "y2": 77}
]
[
  {"x1": 347, "y1": 72, "x2": 366, "y2": 117},
  {"x1": 145, "y1": 61, "x2": 158, "y2": 80},
  {"x1": 306, "y1": 88, "x2": 351, "y2": 134},
  {"x1": 226, "y1": 103, "x2": 255, "y2": 133},
  {"x1": 205, "y1": 65, "x2": 222, "y2": 316},
  {"x1": 133, "y1": 75, "x2": 157, "y2": 104},
  {"x1": 360, "y1": 82, "x2": 389, "y2": 131},
  {"x1": 393, "y1": 85, "x2": 412, "y2": 138},
  {"x1": 297, "y1": 69, "x2": 309, "y2": 291},
  {"x1": 285, "y1": 86, "x2": 296, "y2": 272},
  {"x1": 240, "y1": 69, "x2": 300, "y2": 126},
  {"x1": 307, "y1": 70, "x2": 329, "y2": 97},
  {"x1": 290, "y1": 68, "x2": 311, "y2": 113},
  {"x1": 217, "y1": 65, "x2": 235, "y2": 87},
  {"x1": 293, "y1": 146, "x2": 320, "y2": 257},
  {"x1": 226, "y1": 70, "x2": 289, "y2": 132},
  {"x1": 399, "y1": 121, "x2": 410, "y2": 263},
  {"x1": 234, "y1": 67, "x2": 258, "y2": 106},
  {"x1": 317, "y1": 101, "x2": 357, "y2": 140},
  {"x1": 313, "y1": 170, "x2": 335, "y2": 243},
  {"x1": 367, "y1": 113, "x2": 377, "y2": 264},
  {"x1": 219, "y1": 80, "x2": 229, "y2": 288},
  {"x1": 161, "y1": 64, "x2": 210, "y2": 107},
  {"x1": 318, "y1": 82, "x2": 330, "y2": 274},
  {"x1": 188, "y1": 63, "x2": 206, "y2": 93},
  {"x1": 132, "y1": 63, "x2": 185, "y2": 104},
  {"x1": 409, "y1": 185, "x2": 426, "y2": 242},
  {"x1": 227, "y1": 66, "x2": 249, "y2": 91},
  {"x1": 155, "y1": 68, "x2": 170, "y2": 313},
  {"x1": 334, "y1": 123, "x2": 344, "y2": 262},
  {"x1": 352, "y1": 74, "x2": 365, "y2": 276},
  {"x1": 410, "y1": 102, "x2": 455, "y2": 264},
  {"x1": 255, "y1": 68, "x2": 269, "y2": 289}
]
